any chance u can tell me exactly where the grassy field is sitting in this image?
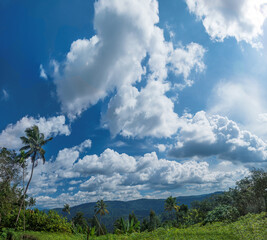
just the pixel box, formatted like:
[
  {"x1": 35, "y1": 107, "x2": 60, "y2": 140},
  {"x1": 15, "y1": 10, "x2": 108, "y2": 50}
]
[{"x1": 2, "y1": 212, "x2": 266, "y2": 240}]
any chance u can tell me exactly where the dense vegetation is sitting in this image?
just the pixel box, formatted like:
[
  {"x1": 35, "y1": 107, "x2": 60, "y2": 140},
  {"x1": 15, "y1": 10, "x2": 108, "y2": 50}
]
[
  {"x1": 2, "y1": 212, "x2": 266, "y2": 239},
  {"x1": 0, "y1": 126, "x2": 266, "y2": 239}
]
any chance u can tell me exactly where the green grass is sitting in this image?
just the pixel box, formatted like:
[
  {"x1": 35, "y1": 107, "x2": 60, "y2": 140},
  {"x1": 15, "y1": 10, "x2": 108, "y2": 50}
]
[
  {"x1": 3, "y1": 212, "x2": 266, "y2": 240},
  {"x1": 1, "y1": 231, "x2": 86, "y2": 240}
]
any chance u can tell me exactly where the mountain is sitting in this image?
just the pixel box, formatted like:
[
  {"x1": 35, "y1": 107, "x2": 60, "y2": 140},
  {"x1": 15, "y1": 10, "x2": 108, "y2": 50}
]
[{"x1": 54, "y1": 192, "x2": 223, "y2": 231}]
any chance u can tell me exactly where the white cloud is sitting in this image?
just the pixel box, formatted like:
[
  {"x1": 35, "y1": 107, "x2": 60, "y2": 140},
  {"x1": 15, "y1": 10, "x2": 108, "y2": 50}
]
[
  {"x1": 0, "y1": 115, "x2": 70, "y2": 150},
  {"x1": 34, "y1": 147, "x2": 248, "y2": 208},
  {"x1": 73, "y1": 139, "x2": 92, "y2": 152},
  {"x1": 169, "y1": 111, "x2": 267, "y2": 164},
  {"x1": 185, "y1": 0, "x2": 267, "y2": 48},
  {"x1": 24, "y1": 139, "x2": 92, "y2": 196},
  {"x1": 208, "y1": 80, "x2": 267, "y2": 139},
  {"x1": 53, "y1": 0, "x2": 205, "y2": 141},
  {"x1": 54, "y1": 0, "x2": 156, "y2": 119},
  {"x1": 102, "y1": 81, "x2": 179, "y2": 138},
  {"x1": 1, "y1": 89, "x2": 9, "y2": 101},
  {"x1": 40, "y1": 64, "x2": 48, "y2": 80},
  {"x1": 74, "y1": 148, "x2": 136, "y2": 176},
  {"x1": 170, "y1": 43, "x2": 206, "y2": 89},
  {"x1": 155, "y1": 144, "x2": 166, "y2": 152},
  {"x1": 36, "y1": 188, "x2": 142, "y2": 208},
  {"x1": 69, "y1": 180, "x2": 82, "y2": 185}
]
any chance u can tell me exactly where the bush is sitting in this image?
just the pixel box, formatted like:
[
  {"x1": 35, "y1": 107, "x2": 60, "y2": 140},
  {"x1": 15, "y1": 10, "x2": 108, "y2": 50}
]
[
  {"x1": 204, "y1": 205, "x2": 239, "y2": 224},
  {"x1": 1, "y1": 209, "x2": 72, "y2": 233}
]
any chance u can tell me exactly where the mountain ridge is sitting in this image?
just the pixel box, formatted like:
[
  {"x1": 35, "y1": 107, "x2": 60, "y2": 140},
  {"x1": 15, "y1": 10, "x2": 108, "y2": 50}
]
[{"x1": 52, "y1": 191, "x2": 223, "y2": 231}]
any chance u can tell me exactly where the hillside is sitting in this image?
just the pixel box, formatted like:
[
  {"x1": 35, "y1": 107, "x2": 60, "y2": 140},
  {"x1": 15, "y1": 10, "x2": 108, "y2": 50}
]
[{"x1": 54, "y1": 192, "x2": 222, "y2": 231}]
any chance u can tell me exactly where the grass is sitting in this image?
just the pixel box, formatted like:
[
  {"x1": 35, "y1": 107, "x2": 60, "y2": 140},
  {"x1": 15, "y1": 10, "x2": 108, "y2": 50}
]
[{"x1": 2, "y1": 212, "x2": 266, "y2": 240}]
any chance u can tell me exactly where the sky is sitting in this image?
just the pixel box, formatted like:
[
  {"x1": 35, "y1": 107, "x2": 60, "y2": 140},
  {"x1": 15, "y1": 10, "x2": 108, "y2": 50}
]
[{"x1": 1, "y1": 0, "x2": 267, "y2": 209}]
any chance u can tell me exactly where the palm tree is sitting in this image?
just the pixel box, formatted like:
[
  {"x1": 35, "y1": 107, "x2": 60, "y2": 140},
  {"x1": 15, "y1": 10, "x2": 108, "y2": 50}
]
[
  {"x1": 15, "y1": 125, "x2": 52, "y2": 225},
  {"x1": 63, "y1": 203, "x2": 71, "y2": 215},
  {"x1": 94, "y1": 200, "x2": 109, "y2": 235},
  {"x1": 18, "y1": 150, "x2": 27, "y2": 233},
  {"x1": 164, "y1": 196, "x2": 179, "y2": 212},
  {"x1": 28, "y1": 197, "x2": 36, "y2": 208}
]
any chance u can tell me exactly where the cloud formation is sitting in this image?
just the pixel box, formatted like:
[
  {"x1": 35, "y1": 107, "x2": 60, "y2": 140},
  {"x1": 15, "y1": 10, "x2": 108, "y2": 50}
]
[
  {"x1": 102, "y1": 81, "x2": 179, "y2": 138},
  {"x1": 208, "y1": 80, "x2": 267, "y2": 140},
  {"x1": 40, "y1": 64, "x2": 48, "y2": 80},
  {"x1": 169, "y1": 111, "x2": 267, "y2": 164},
  {"x1": 1, "y1": 89, "x2": 9, "y2": 101},
  {"x1": 28, "y1": 142, "x2": 248, "y2": 208},
  {"x1": 0, "y1": 115, "x2": 70, "y2": 150},
  {"x1": 54, "y1": 0, "x2": 205, "y2": 139},
  {"x1": 185, "y1": 0, "x2": 267, "y2": 48}
]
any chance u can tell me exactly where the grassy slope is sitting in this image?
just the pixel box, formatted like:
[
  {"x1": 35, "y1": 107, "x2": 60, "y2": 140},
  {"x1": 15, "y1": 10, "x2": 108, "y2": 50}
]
[{"x1": 7, "y1": 212, "x2": 267, "y2": 240}]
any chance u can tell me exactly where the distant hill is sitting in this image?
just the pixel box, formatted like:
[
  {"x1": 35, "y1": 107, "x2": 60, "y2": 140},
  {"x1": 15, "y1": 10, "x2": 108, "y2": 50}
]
[{"x1": 53, "y1": 191, "x2": 222, "y2": 231}]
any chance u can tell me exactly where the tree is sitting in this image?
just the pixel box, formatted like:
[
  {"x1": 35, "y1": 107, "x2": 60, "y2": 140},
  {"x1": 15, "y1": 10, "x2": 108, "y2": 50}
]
[
  {"x1": 28, "y1": 197, "x2": 36, "y2": 207},
  {"x1": 17, "y1": 150, "x2": 28, "y2": 233},
  {"x1": 94, "y1": 200, "x2": 109, "y2": 235},
  {"x1": 72, "y1": 211, "x2": 87, "y2": 231},
  {"x1": 62, "y1": 203, "x2": 71, "y2": 215},
  {"x1": 148, "y1": 210, "x2": 161, "y2": 231},
  {"x1": 175, "y1": 204, "x2": 188, "y2": 225},
  {"x1": 16, "y1": 125, "x2": 53, "y2": 225},
  {"x1": 204, "y1": 205, "x2": 239, "y2": 224},
  {"x1": 114, "y1": 212, "x2": 140, "y2": 234},
  {"x1": 230, "y1": 169, "x2": 267, "y2": 215},
  {"x1": 164, "y1": 196, "x2": 180, "y2": 225},
  {"x1": 164, "y1": 196, "x2": 179, "y2": 212},
  {"x1": 0, "y1": 148, "x2": 20, "y2": 225}
]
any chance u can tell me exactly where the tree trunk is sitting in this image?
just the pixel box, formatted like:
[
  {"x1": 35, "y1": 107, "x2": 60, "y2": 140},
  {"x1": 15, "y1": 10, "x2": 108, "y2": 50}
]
[
  {"x1": 16, "y1": 153, "x2": 36, "y2": 225},
  {"x1": 94, "y1": 214, "x2": 104, "y2": 236},
  {"x1": 23, "y1": 165, "x2": 25, "y2": 233}
]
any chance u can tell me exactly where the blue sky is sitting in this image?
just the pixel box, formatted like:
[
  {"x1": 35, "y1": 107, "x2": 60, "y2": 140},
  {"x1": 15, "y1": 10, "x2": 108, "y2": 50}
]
[{"x1": 1, "y1": 0, "x2": 267, "y2": 208}]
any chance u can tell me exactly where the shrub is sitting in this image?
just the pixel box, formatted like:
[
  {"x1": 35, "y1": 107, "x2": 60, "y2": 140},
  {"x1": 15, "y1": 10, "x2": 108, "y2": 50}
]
[{"x1": 204, "y1": 205, "x2": 239, "y2": 224}]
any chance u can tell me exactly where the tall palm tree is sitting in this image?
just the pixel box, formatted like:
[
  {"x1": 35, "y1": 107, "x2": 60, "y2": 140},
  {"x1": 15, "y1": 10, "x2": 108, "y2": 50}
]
[
  {"x1": 28, "y1": 197, "x2": 36, "y2": 208},
  {"x1": 164, "y1": 196, "x2": 179, "y2": 212},
  {"x1": 95, "y1": 200, "x2": 109, "y2": 216},
  {"x1": 94, "y1": 200, "x2": 109, "y2": 235},
  {"x1": 18, "y1": 150, "x2": 27, "y2": 233},
  {"x1": 15, "y1": 125, "x2": 52, "y2": 225},
  {"x1": 63, "y1": 203, "x2": 71, "y2": 215}
]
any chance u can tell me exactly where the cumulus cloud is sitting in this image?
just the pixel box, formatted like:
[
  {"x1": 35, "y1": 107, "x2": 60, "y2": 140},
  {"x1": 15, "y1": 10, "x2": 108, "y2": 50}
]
[
  {"x1": 0, "y1": 115, "x2": 70, "y2": 150},
  {"x1": 74, "y1": 148, "x2": 136, "y2": 176},
  {"x1": 53, "y1": 0, "x2": 205, "y2": 141},
  {"x1": 102, "y1": 81, "x2": 179, "y2": 138},
  {"x1": 170, "y1": 42, "x2": 206, "y2": 89},
  {"x1": 54, "y1": 0, "x2": 156, "y2": 119},
  {"x1": 155, "y1": 144, "x2": 166, "y2": 152},
  {"x1": 185, "y1": 0, "x2": 267, "y2": 48},
  {"x1": 39, "y1": 64, "x2": 48, "y2": 80},
  {"x1": 208, "y1": 80, "x2": 267, "y2": 140},
  {"x1": 169, "y1": 111, "x2": 267, "y2": 164},
  {"x1": 32, "y1": 146, "x2": 248, "y2": 208},
  {"x1": 25, "y1": 139, "x2": 92, "y2": 196}
]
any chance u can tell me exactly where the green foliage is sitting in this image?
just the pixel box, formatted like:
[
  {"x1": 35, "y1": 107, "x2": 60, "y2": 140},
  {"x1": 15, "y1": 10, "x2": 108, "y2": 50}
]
[
  {"x1": 204, "y1": 205, "x2": 239, "y2": 224},
  {"x1": 140, "y1": 210, "x2": 161, "y2": 232},
  {"x1": 114, "y1": 217, "x2": 140, "y2": 234},
  {"x1": 164, "y1": 196, "x2": 179, "y2": 213},
  {"x1": 1, "y1": 209, "x2": 72, "y2": 233},
  {"x1": 230, "y1": 169, "x2": 267, "y2": 215},
  {"x1": 62, "y1": 204, "x2": 70, "y2": 215},
  {"x1": 72, "y1": 212, "x2": 87, "y2": 233},
  {"x1": 0, "y1": 148, "x2": 21, "y2": 226},
  {"x1": 95, "y1": 212, "x2": 267, "y2": 240},
  {"x1": 94, "y1": 200, "x2": 109, "y2": 216}
]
